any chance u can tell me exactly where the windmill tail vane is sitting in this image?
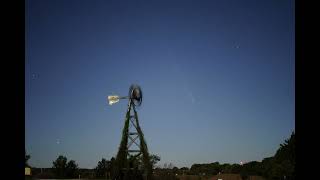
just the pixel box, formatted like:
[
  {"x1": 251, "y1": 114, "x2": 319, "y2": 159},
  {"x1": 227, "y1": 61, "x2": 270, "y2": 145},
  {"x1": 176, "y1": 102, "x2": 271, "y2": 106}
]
[
  {"x1": 107, "y1": 95, "x2": 128, "y2": 105},
  {"x1": 108, "y1": 95, "x2": 121, "y2": 105}
]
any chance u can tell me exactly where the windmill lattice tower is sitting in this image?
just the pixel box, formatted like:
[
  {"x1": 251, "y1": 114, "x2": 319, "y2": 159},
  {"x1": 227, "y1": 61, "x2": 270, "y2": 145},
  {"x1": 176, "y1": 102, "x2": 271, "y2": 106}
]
[{"x1": 108, "y1": 85, "x2": 153, "y2": 180}]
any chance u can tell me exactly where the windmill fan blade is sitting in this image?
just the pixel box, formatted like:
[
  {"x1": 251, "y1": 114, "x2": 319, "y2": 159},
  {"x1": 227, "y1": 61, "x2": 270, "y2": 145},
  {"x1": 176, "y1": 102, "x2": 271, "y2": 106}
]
[{"x1": 108, "y1": 95, "x2": 120, "y2": 105}]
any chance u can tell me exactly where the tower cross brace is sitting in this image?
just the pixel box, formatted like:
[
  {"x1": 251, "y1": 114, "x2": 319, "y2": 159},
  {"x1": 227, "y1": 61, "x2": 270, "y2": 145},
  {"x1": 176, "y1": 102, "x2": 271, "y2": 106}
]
[{"x1": 113, "y1": 99, "x2": 153, "y2": 180}]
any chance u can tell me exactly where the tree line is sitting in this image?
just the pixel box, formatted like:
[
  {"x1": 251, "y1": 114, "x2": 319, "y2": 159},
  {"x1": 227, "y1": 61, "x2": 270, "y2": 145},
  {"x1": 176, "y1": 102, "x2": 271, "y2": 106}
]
[
  {"x1": 26, "y1": 131, "x2": 294, "y2": 180},
  {"x1": 173, "y1": 132, "x2": 295, "y2": 180},
  {"x1": 26, "y1": 154, "x2": 161, "y2": 179}
]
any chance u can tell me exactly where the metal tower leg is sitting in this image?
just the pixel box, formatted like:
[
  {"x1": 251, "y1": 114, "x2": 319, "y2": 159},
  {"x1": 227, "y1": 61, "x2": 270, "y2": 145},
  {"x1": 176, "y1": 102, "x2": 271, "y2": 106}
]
[{"x1": 113, "y1": 101, "x2": 153, "y2": 180}]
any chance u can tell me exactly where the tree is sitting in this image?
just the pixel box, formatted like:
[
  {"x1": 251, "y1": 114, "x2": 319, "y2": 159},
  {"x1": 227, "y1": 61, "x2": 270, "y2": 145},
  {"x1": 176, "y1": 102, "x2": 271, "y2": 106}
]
[
  {"x1": 180, "y1": 167, "x2": 189, "y2": 175},
  {"x1": 228, "y1": 164, "x2": 241, "y2": 174},
  {"x1": 66, "y1": 160, "x2": 79, "y2": 178},
  {"x1": 25, "y1": 150, "x2": 31, "y2": 167},
  {"x1": 260, "y1": 156, "x2": 275, "y2": 180},
  {"x1": 261, "y1": 131, "x2": 295, "y2": 180},
  {"x1": 271, "y1": 131, "x2": 295, "y2": 180},
  {"x1": 95, "y1": 158, "x2": 111, "y2": 178},
  {"x1": 275, "y1": 132, "x2": 295, "y2": 163},
  {"x1": 240, "y1": 161, "x2": 263, "y2": 180},
  {"x1": 52, "y1": 155, "x2": 79, "y2": 179},
  {"x1": 110, "y1": 157, "x2": 116, "y2": 178},
  {"x1": 127, "y1": 154, "x2": 160, "y2": 170},
  {"x1": 150, "y1": 154, "x2": 161, "y2": 169},
  {"x1": 53, "y1": 155, "x2": 68, "y2": 178},
  {"x1": 172, "y1": 167, "x2": 179, "y2": 174},
  {"x1": 190, "y1": 162, "x2": 221, "y2": 176}
]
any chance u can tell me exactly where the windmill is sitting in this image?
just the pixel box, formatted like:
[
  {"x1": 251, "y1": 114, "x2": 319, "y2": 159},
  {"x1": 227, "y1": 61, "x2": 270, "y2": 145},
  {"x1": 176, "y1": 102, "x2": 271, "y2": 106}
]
[{"x1": 108, "y1": 84, "x2": 153, "y2": 180}]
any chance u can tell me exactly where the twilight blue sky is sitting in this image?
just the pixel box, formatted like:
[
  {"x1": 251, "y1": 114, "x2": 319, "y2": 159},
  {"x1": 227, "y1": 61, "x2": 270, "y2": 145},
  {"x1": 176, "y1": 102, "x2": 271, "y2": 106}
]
[{"x1": 25, "y1": 0, "x2": 295, "y2": 168}]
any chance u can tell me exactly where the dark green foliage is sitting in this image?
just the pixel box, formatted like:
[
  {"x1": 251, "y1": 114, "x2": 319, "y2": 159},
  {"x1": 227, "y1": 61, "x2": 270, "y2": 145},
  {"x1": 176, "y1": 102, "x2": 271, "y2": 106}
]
[
  {"x1": 153, "y1": 168, "x2": 179, "y2": 180},
  {"x1": 109, "y1": 157, "x2": 116, "y2": 178},
  {"x1": 52, "y1": 155, "x2": 67, "y2": 178},
  {"x1": 52, "y1": 155, "x2": 79, "y2": 179},
  {"x1": 230, "y1": 164, "x2": 242, "y2": 174},
  {"x1": 190, "y1": 162, "x2": 221, "y2": 175},
  {"x1": 220, "y1": 163, "x2": 242, "y2": 174},
  {"x1": 240, "y1": 161, "x2": 263, "y2": 179},
  {"x1": 150, "y1": 154, "x2": 161, "y2": 168},
  {"x1": 95, "y1": 158, "x2": 111, "y2": 178},
  {"x1": 129, "y1": 154, "x2": 160, "y2": 171},
  {"x1": 123, "y1": 169, "x2": 144, "y2": 180},
  {"x1": 184, "y1": 132, "x2": 295, "y2": 180},
  {"x1": 25, "y1": 150, "x2": 31, "y2": 167},
  {"x1": 272, "y1": 132, "x2": 295, "y2": 179},
  {"x1": 275, "y1": 132, "x2": 295, "y2": 164},
  {"x1": 261, "y1": 132, "x2": 295, "y2": 180},
  {"x1": 66, "y1": 160, "x2": 79, "y2": 178},
  {"x1": 180, "y1": 167, "x2": 189, "y2": 171},
  {"x1": 172, "y1": 167, "x2": 179, "y2": 174}
]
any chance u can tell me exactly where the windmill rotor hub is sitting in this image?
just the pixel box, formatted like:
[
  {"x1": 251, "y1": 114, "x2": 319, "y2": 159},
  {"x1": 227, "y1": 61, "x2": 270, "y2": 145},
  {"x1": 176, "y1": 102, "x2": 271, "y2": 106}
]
[{"x1": 129, "y1": 84, "x2": 143, "y2": 106}]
